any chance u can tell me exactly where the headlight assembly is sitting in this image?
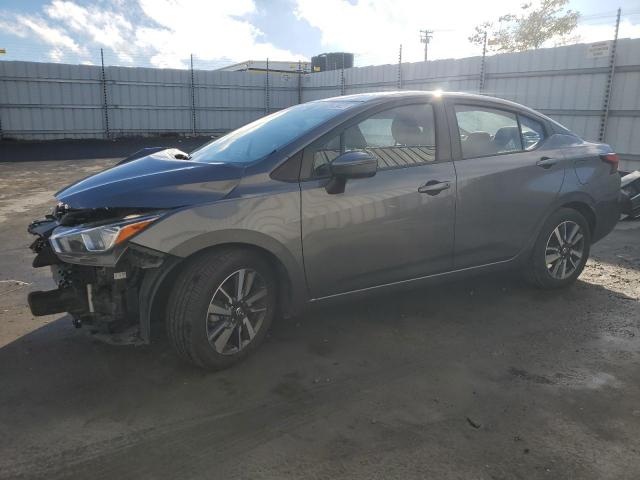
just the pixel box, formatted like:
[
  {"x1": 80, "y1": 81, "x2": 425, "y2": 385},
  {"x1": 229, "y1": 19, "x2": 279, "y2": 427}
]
[{"x1": 50, "y1": 214, "x2": 160, "y2": 255}]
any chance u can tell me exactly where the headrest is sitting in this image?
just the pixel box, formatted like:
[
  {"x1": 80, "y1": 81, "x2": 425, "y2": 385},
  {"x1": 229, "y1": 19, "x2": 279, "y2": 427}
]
[
  {"x1": 493, "y1": 126, "x2": 521, "y2": 148},
  {"x1": 391, "y1": 115, "x2": 423, "y2": 146},
  {"x1": 465, "y1": 131, "x2": 491, "y2": 142}
]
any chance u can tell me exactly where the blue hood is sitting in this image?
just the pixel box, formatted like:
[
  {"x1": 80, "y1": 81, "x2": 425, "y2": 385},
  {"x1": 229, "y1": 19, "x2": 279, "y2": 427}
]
[{"x1": 56, "y1": 149, "x2": 244, "y2": 209}]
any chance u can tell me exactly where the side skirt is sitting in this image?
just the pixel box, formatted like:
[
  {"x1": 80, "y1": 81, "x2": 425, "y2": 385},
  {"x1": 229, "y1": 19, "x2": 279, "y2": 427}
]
[{"x1": 308, "y1": 256, "x2": 522, "y2": 303}]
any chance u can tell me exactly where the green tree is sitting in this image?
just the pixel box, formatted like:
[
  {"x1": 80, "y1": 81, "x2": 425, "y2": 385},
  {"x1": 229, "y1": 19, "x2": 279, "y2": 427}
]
[{"x1": 469, "y1": 0, "x2": 580, "y2": 52}]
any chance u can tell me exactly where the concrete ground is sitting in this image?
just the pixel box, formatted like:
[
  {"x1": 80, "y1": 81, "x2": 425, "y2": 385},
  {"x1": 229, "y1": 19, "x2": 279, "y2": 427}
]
[{"x1": 0, "y1": 156, "x2": 639, "y2": 480}]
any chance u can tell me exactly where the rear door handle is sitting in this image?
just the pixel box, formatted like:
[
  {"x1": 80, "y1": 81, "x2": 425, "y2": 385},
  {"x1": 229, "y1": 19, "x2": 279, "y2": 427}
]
[
  {"x1": 418, "y1": 180, "x2": 451, "y2": 195},
  {"x1": 536, "y1": 157, "x2": 557, "y2": 169}
]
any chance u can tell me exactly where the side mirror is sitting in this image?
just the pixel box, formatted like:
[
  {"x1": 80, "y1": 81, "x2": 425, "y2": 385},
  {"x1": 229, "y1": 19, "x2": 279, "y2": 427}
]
[
  {"x1": 331, "y1": 150, "x2": 377, "y2": 178},
  {"x1": 326, "y1": 151, "x2": 377, "y2": 194}
]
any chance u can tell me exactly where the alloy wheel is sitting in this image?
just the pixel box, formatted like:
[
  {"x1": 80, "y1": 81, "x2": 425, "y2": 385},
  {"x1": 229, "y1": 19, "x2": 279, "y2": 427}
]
[
  {"x1": 205, "y1": 268, "x2": 268, "y2": 355},
  {"x1": 544, "y1": 221, "x2": 585, "y2": 280}
]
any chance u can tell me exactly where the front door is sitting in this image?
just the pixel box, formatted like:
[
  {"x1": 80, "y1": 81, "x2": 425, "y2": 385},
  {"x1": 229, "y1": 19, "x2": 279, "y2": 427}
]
[
  {"x1": 300, "y1": 102, "x2": 456, "y2": 299},
  {"x1": 449, "y1": 102, "x2": 566, "y2": 268}
]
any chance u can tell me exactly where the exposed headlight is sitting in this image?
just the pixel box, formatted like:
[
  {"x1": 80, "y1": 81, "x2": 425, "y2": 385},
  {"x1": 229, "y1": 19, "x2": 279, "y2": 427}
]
[{"x1": 50, "y1": 214, "x2": 160, "y2": 255}]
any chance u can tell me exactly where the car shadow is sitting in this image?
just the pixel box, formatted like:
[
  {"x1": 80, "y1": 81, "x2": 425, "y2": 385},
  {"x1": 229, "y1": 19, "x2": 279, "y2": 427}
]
[
  {"x1": 0, "y1": 271, "x2": 636, "y2": 478},
  {"x1": 0, "y1": 271, "x2": 633, "y2": 403}
]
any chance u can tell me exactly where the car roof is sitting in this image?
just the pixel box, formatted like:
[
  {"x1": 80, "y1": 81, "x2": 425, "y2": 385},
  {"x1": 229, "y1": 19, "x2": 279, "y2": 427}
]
[{"x1": 317, "y1": 90, "x2": 523, "y2": 109}]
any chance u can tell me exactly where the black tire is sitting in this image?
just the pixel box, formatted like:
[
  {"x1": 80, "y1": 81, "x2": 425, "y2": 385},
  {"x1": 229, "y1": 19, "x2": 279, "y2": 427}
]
[
  {"x1": 525, "y1": 208, "x2": 591, "y2": 289},
  {"x1": 166, "y1": 248, "x2": 277, "y2": 370}
]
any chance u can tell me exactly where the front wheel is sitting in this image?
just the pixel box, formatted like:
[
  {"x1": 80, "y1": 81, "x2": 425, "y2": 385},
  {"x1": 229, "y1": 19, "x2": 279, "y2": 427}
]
[
  {"x1": 166, "y1": 248, "x2": 277, "y2": 370},
  {"x1": 525, "y1": 208, "x2": 591, "y2": 289}
]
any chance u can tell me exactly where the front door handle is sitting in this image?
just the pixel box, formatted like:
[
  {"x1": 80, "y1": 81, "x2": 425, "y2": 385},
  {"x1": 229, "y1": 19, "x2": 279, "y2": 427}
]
[
  {"x1": 536, "y1": 157, "x2": 557, "y2": 169},
  {"x1": 418, "y1": 180, "x2": 451, "y2": 195}
]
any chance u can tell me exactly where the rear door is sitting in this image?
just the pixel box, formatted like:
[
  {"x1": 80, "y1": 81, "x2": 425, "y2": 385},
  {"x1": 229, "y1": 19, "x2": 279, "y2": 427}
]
[
  {"x1": 447, "y1": 101, "x2": 567, "y2": 268},
  {"x1": 300, "y1": 100, "x2": 456, "y2": 299}
]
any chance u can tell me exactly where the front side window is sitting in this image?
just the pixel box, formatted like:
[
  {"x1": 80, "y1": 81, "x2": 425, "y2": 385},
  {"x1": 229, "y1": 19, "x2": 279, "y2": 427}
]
[
  {"x1": 310, "y1": 103, "x2": 436, "y2": 177},
  {"x1": 520, "y1": 115, "x2": 546, "y2": 150},
  {"x1": 455, "y1": 106, "x2": 523, "y2": 158}
]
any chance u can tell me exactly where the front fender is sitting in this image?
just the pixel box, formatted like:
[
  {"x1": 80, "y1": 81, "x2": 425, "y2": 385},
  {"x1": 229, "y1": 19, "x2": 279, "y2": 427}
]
[
  {"x1": 169, "y1": 228, "x2": 305, "y2": 291},
  {"x1": 131, "y1": 191, "x2": 307, "y2": 317}
]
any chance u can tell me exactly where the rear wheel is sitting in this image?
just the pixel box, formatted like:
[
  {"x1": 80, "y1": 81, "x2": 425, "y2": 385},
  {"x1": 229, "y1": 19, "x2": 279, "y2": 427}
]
[
  {"x1": 525, "y1": 208, "x2": 591, "y2": 289},
  {"x1": 166, "y1": 248, "x2": 276, "y2": 369}
]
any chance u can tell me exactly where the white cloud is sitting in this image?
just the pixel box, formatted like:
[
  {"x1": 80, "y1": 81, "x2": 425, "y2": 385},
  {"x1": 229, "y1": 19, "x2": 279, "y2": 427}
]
[
  {"x1": 45, "y1": 0, "x2": 134, "y2": 58},
  {"x1": 49, "y1": 47, "x2": 64, "y2": 61},
  {"x1": 294, "y1": 0, "x2": 640, "y2": 66},
  {"x1": 294, "y1": 0, "x2": 519, "y2": 65},
  {"x1": 4, "y1": 0, "x2": 639, "y2": 69},
  {"x1": 576, "y1": 19, "x2": 640, "y2": 44},
  {"x1": 12, "y1": 15, "x2": 87, "y2": 55},
  {"x1": 1, "y1": 0, "x2": 307, "y2": 68},
  {"x1": 134, "y1": 0, "x2": 307, "y2": 68}
]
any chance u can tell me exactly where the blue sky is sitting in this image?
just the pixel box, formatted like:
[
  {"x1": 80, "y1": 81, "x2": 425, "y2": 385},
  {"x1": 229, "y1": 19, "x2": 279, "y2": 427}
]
[{"x1": 0, "y1": 0, "x2": 639, "y2": 68}]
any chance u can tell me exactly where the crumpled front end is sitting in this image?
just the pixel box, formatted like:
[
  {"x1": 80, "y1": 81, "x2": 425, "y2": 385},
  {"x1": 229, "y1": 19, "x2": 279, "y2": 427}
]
[{"x1": 27, "y1": 203, "x2": 179, "y2": 344}]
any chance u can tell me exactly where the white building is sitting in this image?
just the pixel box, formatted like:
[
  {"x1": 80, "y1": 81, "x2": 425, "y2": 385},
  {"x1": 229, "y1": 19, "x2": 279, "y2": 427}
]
[{"x1": 217, "y1": 60, "x2": 311, "y2": 74}]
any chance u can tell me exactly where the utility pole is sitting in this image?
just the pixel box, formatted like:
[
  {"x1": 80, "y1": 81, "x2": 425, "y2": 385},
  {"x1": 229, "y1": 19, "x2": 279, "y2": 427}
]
[{"x1": 420, "y1": 29, "x2": 433, "y2": 62}]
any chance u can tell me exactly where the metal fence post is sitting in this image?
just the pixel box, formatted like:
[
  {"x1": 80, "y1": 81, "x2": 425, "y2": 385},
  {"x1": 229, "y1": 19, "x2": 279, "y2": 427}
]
[
  {"x1": 190, "y1": 54, "x2": 197, "y2": 135},
  {"x1": 340, "y1": 52, "x2": 346, "y2": 95},
  {"x1": 0, "y1": 73, "x2": 4, "y2": 140},
  {"x1": 100, "y1": 48, "x2": 110, "y2": 139},
  {"x1": 397, "y1": 44, "x2": 403, "y2": 89},
  {"x1": 265, "y1": 58, "x2": 270, "y2": 115},
  {"x1": 479, "y1": 30, "x2": 487, "y2": 93},
  {"x1": 297, "y1": 60, "x2": 303, "y2": 104},
  {"x1": 599, "y1": 8, "x2": 621, "y2": 142}
]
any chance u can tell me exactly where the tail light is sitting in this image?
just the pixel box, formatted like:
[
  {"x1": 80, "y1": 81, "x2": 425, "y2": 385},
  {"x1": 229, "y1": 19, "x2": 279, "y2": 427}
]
[{"x1": 600, "y1": 153, "x2": 619, "y2": 173}]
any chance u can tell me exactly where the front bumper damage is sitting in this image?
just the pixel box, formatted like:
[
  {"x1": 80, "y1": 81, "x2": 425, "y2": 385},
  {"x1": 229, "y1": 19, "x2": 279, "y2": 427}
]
[{"x1": 27, "y1": 211, "x2": 179, "y2": 345}]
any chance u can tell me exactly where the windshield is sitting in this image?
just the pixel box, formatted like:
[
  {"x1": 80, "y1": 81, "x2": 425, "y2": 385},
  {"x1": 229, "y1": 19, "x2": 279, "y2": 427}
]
[{"x1": 189, "y1": 101, "x2": 356, "y2": 164}]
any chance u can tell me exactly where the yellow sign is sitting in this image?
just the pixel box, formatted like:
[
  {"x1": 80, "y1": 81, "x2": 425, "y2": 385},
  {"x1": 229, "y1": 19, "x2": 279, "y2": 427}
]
[{"x1": 0, "y1": 49, "x2": 6, "y2": 54}]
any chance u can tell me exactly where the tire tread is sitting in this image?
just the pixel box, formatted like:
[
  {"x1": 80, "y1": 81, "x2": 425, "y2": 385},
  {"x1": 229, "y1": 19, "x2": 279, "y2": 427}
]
[{"x1": 167, "y1": 249, "x2": 233, "y2": 366}]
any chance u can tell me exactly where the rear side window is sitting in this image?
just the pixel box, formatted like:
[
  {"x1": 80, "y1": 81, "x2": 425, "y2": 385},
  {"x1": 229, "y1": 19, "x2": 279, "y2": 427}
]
[
  {"x1": 455, "y1": 106, "x2": 522, "y2": 158},
  {"x1": 310, "y1": 103, "x2": 436, "y2": 177},
  {"x1": 520, "y1": 115, "x2": 546, "y2": 150}
]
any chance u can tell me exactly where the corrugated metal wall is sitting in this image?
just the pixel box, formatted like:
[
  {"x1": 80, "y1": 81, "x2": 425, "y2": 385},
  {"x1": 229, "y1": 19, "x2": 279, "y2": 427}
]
[
  {"x1": 0, "y1": 62, "x2": 299, "y2": 140},
  {"x1": 0, "y1": 62, "x2": 104, "y2": 139},
  {"x1": 1, "y1": 39, "x2": 639, "y2": 169}
]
